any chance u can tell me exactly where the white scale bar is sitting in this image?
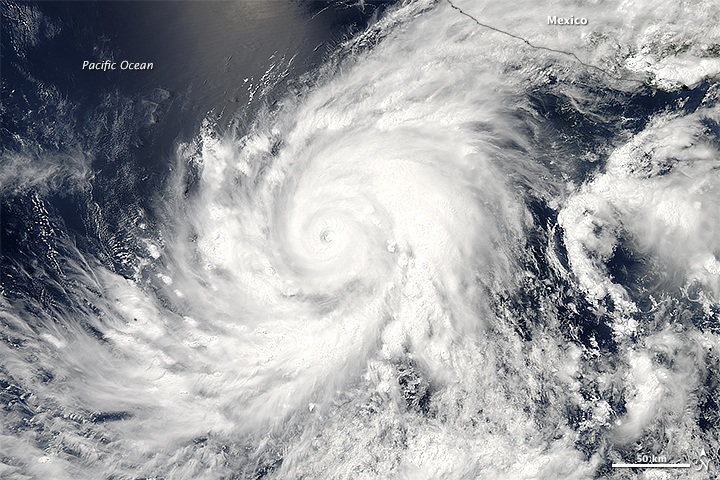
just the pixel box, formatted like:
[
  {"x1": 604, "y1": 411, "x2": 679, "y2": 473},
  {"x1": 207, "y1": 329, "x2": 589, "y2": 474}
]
[{"x1": 612, "y1": 463, "x2": 691, "y2": 468}]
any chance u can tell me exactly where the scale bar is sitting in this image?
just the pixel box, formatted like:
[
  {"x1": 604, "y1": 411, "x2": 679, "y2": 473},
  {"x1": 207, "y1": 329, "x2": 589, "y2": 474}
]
[{"x1": 612, "y1": 463, "x2": 691, "y2": 468}]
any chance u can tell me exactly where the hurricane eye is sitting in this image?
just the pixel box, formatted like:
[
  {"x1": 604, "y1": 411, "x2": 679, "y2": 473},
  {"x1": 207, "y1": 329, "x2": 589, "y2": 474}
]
[{"x1": 321, "y1": 230, "x2": 334, "y2": 243}]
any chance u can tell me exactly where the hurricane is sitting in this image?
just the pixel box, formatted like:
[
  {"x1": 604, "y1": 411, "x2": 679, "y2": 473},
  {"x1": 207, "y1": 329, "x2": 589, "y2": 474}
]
[{"x1": 2, "y1": 0, "x2": 720, "y2": 479}]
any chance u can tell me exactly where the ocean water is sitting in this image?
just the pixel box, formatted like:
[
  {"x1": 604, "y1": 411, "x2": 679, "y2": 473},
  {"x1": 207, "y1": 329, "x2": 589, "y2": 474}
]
[{"x1": 2, "y1": 1, "x2": 720, "y2": 479}]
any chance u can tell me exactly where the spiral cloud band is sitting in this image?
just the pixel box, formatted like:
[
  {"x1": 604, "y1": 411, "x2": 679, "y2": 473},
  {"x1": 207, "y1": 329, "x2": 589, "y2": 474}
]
[{"x1": 2, "y1": 0, "x2": 720, "y2": 478}]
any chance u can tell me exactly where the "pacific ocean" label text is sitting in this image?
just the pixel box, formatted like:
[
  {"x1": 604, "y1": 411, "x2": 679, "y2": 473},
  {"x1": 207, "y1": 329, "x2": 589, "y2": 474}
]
[{"x1": 82, "y1": 60, "x2": 154, "y2": 71}]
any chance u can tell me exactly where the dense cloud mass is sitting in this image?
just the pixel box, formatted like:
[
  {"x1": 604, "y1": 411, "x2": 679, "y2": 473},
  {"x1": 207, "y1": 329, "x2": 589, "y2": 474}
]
[{"x1": 2, "y1": 1, "x2": 720, "y2": 479}]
